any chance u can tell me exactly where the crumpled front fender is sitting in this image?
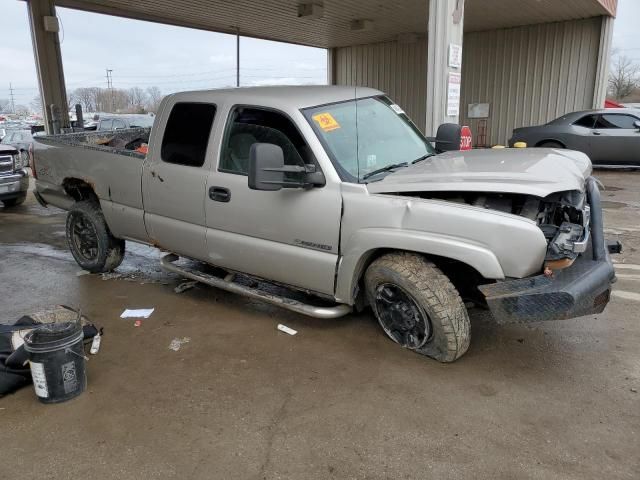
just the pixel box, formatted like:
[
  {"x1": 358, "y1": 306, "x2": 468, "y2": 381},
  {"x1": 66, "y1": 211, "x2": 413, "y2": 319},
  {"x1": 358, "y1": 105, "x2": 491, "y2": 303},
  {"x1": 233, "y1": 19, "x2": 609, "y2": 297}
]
[{"x1": 334, "y1": 228, "x2": 505, "y2": 304}]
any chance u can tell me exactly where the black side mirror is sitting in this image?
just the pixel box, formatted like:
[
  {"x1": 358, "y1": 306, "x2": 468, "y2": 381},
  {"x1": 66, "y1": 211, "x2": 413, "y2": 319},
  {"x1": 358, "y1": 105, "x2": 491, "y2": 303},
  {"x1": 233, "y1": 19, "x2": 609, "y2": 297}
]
[
  {"x1": 249, "y1": 143, "x2": 285, "y2": 191},
  {"x1": 634, "y1": 120, "x2": 640, "y2": 131},
  {"x1": 435, "y1": 123, "x2": 462, "y2": 152},
  {"x1": 249, "y1": 143, "x2": 325, "y2": 191}
]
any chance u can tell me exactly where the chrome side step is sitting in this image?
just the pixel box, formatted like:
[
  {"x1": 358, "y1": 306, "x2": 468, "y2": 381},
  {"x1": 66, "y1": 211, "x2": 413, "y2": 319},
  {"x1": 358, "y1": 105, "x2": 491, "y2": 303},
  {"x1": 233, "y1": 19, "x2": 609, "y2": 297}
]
[{"x1": 160, "y1": 253, "x2": 352, "y2": 319}]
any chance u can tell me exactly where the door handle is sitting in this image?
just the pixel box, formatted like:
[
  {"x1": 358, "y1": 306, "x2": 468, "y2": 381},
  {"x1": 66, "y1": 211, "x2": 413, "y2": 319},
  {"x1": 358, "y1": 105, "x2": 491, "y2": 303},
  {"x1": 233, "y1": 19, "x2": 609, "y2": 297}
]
[
  {"x1": 592, "y1": 131, "x2": 601, "y2": 135},
  {"x1": 209, "y1": 186, "x2": 231, "y2": 202}
]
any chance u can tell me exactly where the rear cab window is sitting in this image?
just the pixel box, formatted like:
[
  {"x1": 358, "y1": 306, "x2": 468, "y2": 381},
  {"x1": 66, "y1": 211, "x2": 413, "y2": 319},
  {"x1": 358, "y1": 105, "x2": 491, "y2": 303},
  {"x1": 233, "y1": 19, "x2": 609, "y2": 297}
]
[{"x1": 161, "y1": 102, "x2": 217, "y2": 167}]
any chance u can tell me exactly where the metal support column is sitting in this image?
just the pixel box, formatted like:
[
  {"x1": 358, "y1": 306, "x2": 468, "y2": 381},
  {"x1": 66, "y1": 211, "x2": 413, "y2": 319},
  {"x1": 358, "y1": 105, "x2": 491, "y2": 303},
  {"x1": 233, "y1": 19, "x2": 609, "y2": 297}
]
[
  {"x1": 326, "y1": 47, "x2": 336, "y2": 85},
  {"x1": 236, "y1": 28, "x2": 240, "y2": 88},
  {"x1": 592, "y1": 15, "x2": 614, "y2": 109},
  {"x1": 27, "y1": 0, "x2": 70, "y2": 133},
  {"x1": 425, "y1": 0, "x2": 465, "y2": 136}
]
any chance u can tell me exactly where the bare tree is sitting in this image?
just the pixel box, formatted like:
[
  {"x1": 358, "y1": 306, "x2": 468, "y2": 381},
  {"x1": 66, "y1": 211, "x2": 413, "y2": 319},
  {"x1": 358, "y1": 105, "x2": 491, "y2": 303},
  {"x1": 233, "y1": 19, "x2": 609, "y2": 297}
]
[
  {"x1": 128, "y1": 87, "x2": 148, "y2": 113},
  {"x1": 31, "y1": 95, "x2": 43, "y2": 115},
  {"x1": 14, "y1": 105, "x2": 30, "y2": 116},
  {"x1": 609, "y1": 54, "x2": 640, "y2": 101},
  {"x1": 145, "y1": 86, "x2": 163, "y2": 112},
  {"x1": 70, "y1": 87, "x2": 99, "y2": 112}
]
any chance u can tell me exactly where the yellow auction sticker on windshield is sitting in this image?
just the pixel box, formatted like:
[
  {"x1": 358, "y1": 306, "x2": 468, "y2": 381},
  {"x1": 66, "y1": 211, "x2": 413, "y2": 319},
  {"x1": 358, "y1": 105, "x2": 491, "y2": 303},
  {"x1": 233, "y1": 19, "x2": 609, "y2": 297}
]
[{"x1": 312, "y1": 112, "x2": 341, "y2": 132}]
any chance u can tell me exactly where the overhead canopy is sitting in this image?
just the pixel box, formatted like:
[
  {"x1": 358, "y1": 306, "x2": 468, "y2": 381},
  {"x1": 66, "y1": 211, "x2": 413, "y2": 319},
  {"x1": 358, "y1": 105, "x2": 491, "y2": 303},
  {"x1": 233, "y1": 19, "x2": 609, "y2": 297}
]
[{"x1": 56, "y1": 0, "x2": 617, "y2": 48}]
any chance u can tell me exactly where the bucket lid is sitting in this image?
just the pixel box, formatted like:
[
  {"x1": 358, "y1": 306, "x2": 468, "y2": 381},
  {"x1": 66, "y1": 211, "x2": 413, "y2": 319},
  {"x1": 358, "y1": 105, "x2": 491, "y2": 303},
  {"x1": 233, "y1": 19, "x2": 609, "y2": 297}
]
[{"x1": 24, "y1": 322, "x2": 84, "y2": 353}]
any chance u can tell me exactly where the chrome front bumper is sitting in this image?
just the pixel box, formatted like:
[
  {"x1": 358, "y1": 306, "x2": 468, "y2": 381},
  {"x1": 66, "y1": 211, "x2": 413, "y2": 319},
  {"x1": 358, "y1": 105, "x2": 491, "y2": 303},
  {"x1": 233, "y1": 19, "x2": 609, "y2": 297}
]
[{"x1": 0, "y1": 169, "x2": 29, "y2": 199}]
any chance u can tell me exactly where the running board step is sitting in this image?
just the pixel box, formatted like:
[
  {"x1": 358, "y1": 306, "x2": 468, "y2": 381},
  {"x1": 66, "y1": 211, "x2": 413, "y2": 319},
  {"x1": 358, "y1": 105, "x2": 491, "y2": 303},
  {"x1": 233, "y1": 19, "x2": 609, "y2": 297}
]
[{"x1": 160, "y1": 254, "x2": 352, "y2": 319}]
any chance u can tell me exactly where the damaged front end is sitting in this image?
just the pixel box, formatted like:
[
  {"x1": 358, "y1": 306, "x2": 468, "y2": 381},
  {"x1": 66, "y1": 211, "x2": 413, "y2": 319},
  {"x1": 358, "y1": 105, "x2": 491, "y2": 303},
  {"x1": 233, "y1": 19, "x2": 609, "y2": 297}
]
[
  {"x1": 535, "y1": 189, "x2": 591, "y2": 270},
  {"x1": 479, "y1": 177, "x2": 617, "y2": 323},
  {"x1": 397, "y1": 177, "x2": 618, "y2": 323}
]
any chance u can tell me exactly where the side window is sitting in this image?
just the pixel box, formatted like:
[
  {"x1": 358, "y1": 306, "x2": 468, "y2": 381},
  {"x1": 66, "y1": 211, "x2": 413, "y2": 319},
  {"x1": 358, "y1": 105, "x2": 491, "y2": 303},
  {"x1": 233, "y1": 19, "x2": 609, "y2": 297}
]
[
  {"x1": 112, "y1": 120, "x2": 126, "y2": 130},
  {"x1": 595, "y1": 114, "x2": 638, "y2": 129},
  {"x1": 220, "y1": 107, "x2": 314, "y2": 175},
  {"x1": 99, "y1": 119, "x2": 113, "y2": 131},
  {"x1": 573, "y1": 115, "x2": 596, "y2": 128},
  {"x1": 161, "y1": 102, "x2": 216, "y2": 167}
]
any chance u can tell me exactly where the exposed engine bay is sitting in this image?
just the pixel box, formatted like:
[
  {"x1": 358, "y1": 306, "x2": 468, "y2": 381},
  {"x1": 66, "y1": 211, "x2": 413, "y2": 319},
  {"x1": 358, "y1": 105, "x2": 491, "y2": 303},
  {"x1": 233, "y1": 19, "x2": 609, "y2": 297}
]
[{"x1": 400, "y1": 190, "x2": 590, "y2": 266}]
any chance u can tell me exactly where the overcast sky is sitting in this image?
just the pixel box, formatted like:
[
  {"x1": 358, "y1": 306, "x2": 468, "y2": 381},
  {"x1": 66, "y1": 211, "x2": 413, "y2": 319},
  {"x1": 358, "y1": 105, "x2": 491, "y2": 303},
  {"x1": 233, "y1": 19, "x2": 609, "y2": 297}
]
[
  {"x1": 611, "y1": 0, "x2": 640, "y2": 61},
  {"x1": 0, "y1": 1, "x2": 327, "y2": 108},
  {"x1": 1, "y1": 0, "x2": 639, "y2": 108}
]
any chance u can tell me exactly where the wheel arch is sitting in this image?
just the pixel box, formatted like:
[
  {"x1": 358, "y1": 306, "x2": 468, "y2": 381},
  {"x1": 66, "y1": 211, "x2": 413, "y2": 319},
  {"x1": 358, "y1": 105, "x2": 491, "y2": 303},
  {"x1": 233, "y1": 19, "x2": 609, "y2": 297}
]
[
  {"x1": 535, "y1": 139, "x2": 566, "y2": 148},
  {"x1": 62, "y1": 177, "x2": 99, "y2": 203},
  {"x1": 344, "y1": 248, "x2": 491, "y2": 307},
  {"x1": 335, "y1": 231, "x2": 504, "y2": 305}
]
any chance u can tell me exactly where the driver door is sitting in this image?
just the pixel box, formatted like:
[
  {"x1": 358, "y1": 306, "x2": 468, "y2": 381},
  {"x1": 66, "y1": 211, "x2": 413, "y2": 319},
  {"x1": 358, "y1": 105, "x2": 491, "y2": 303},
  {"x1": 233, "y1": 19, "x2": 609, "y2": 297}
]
[
  {"x1": 590, "y1": 113, "x2": 640, "y2": 165},
  {"x1": 204, "y1": 106, "x2": 342, "y2": 296}
]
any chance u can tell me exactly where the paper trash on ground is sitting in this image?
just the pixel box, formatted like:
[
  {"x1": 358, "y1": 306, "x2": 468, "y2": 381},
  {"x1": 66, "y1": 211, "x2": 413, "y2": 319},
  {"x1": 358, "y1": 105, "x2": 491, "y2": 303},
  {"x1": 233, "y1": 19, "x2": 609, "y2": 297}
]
[
  {"x1": 120, "y1": 308, "x2": 155, "y2": 319},
  {"x1": 169, "y1": 337, "x2": 191, "y2": 351},
  {"x1": 277, "y1": 324, "x2": 298, "y2": 336}
]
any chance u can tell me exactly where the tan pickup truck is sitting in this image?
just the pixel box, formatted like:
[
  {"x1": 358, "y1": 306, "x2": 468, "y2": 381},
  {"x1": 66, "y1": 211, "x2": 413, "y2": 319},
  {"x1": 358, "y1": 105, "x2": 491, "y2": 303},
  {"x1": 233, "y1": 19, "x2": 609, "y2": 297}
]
[{"x1": 32, "y1": 86, "x2": 617, "y2": 362}]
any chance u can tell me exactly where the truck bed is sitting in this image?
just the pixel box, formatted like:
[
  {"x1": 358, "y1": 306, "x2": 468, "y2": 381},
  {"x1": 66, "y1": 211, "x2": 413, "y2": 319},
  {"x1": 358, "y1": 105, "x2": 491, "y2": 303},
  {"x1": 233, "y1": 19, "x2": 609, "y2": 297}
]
[
  {"x1": 33, "y1": 128, "x2": 151, "y2": 242},
  {"x1": 35, "y1": 127, "x2": 150, "y2": 159}
]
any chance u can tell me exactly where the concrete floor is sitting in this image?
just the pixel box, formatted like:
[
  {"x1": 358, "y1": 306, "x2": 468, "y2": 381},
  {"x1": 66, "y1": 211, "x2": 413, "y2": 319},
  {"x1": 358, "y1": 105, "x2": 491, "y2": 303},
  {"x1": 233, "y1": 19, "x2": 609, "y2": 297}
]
[{"x1": 1, "y1": 171, "x2": 639, "y2": 479}]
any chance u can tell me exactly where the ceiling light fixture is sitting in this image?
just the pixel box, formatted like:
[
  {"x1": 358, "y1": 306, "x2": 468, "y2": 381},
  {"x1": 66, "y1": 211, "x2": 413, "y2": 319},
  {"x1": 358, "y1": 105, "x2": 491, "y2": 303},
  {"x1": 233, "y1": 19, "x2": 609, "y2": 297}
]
[
  {"x1": 298, "y1": 3, "x2": 324, "y2": 19},
  {"x1": 350, "y1": 19, "x2": 374, "y2": 32}
]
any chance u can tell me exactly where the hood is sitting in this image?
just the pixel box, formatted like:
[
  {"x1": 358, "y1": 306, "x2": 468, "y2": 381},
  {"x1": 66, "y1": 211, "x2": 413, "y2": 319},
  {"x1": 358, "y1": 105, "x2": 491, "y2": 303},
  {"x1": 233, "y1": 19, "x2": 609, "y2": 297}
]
[
  {"x1": 367, "y1": 148, "x2": 591, "y2": 198},
  {"x1": 0, "y1": 144, "x2": 18, "y2": 156}
]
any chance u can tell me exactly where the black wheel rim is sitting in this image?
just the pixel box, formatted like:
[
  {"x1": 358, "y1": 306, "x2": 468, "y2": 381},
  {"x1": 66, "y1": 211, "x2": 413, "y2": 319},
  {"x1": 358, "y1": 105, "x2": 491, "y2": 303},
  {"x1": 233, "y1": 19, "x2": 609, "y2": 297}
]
[
  {"x1": 374, "y1": 283, "x2": 431, "y2": 349},
  {"x1": 69, "y1": 212, "x2": 99, "y2": 262}
]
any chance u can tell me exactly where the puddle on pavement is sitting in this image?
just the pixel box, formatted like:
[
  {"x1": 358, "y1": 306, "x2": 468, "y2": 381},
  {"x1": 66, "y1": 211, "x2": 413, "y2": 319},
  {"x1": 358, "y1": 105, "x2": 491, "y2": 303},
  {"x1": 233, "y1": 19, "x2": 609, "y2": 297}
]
[
  {"x1": 601, "y1": 201, "x2": 628, "y2": 209},
  {"x1": 603, "y1": 185, "x2": 624, "y2": 192},
  {"x1": 0, "y1": 204, "x2": 65, "y2": 219},
  {"x1": 2, "y1": 243, "x2": 73, "y2": 261},
  {"x1": 2, "y1": 241, "x2": 177, "y2": 284}
]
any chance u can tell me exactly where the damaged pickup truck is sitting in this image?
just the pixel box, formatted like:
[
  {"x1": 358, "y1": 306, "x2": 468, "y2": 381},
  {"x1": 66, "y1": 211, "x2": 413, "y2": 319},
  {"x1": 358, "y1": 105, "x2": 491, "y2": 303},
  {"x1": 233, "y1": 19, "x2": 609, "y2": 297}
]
[{"x1": 32, "y1": 86, "x2": 618, "y2": 362}]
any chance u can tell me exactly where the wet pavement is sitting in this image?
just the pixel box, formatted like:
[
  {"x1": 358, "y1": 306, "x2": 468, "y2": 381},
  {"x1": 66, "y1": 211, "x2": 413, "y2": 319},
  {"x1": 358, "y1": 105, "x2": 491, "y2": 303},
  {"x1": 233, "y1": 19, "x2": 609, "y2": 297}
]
[{"x1": 1, "y1": 172, "x2": 639, "y2": 479}]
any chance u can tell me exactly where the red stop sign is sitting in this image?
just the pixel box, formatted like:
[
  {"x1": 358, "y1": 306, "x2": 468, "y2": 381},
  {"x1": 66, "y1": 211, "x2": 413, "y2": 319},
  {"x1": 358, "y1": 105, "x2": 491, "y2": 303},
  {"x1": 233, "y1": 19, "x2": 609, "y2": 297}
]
[{"x1": 459, "y1": 126, "x2": 473, "y2": 150}]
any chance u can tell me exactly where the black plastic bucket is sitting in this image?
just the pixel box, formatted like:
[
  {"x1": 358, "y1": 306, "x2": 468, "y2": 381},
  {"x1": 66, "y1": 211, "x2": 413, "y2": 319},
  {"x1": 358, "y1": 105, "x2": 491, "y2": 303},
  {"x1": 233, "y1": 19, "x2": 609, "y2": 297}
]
[{"x1": 24, "y1": 322, "x2": 86, "y2": 404}]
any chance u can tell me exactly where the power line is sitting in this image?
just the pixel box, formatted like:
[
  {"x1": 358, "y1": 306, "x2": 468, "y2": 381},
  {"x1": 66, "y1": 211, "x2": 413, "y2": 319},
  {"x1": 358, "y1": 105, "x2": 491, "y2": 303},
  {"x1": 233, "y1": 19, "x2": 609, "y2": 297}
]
[
  {"x1": 9, "y1": 83, "x2": 16, "y2": 113},
  {"x1": 106, "y1": 68, "x2": 114, "y2": 112}
]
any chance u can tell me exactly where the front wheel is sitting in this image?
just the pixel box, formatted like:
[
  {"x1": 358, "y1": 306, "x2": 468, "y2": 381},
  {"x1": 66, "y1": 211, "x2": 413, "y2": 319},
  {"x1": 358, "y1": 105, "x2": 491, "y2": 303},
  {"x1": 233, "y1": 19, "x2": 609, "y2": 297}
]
[
  {"x1": 66, "y1": 200, "x2": 125, "y2": 272},
  {"x1": 364, "y1": 252, "x2": 470, "y2": 363}
]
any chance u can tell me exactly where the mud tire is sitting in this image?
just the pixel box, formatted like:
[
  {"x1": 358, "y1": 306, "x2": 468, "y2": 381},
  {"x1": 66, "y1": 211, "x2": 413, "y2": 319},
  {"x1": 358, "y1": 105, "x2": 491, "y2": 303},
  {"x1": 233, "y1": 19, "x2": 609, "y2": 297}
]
[
  {"x1": 364, "y1": 252, "x2": 470, "y2": 363},
  {"x1": 66, "y1": 200, "x2": 125, "y2": 273}
]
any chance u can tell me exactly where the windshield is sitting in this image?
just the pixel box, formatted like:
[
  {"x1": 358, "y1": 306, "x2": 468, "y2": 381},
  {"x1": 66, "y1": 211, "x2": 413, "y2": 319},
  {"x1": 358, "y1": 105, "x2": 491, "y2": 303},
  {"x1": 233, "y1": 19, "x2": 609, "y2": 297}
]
[{"x1": 303, "y1": 96, "x2": 434, "y2": 182}]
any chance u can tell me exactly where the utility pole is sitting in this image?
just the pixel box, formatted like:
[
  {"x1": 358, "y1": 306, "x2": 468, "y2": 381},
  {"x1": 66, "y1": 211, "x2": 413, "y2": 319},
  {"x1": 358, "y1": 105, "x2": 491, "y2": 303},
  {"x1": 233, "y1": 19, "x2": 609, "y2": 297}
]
[
  {"x1": 236, "y1": 28, "x2": 240, "y2": 88},
  {"x1": 9, "y1": 83, "x2": 16, "y2": 113},
  {"x1": 105, "y1": 68, "x2": 114, "y2": 112}
]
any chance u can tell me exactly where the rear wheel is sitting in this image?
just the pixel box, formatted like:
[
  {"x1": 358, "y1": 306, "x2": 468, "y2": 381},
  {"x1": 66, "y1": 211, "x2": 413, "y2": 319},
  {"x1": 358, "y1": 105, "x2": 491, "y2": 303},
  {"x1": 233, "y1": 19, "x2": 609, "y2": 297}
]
[
  {"x1": 364, "y1": 252, "x2": 470, "y2": 363},
  {"x1": 538, "y1": 141, "x2": 564, "y2": 149},
  {"x1": 66, "y1": 200, "x2": 125, "y2": 272}
]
